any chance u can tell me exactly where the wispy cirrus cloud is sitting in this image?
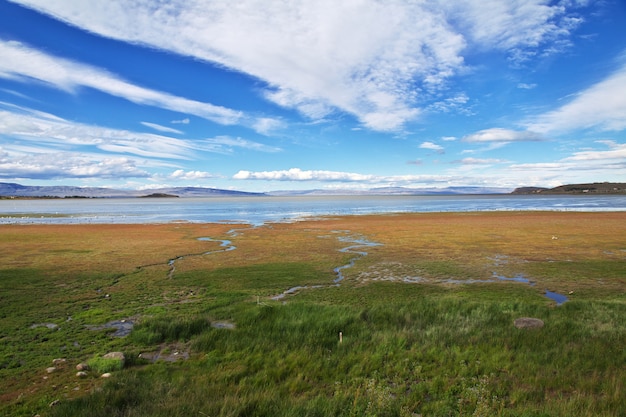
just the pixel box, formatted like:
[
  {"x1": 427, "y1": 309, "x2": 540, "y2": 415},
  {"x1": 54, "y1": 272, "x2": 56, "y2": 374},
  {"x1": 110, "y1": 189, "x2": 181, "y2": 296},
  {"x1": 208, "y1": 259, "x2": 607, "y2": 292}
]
[
  {"x1": 443, "y1": 1, "x2": 585, "y2": 64},
  {"x1": 140, "y1": 122, "x2": 183, "y2": 135},
  {"x1": 563, "y1": 140, "x2": 626, "y2": 162},
  {"x1": 0, "y1": 40, "x2": 284, "y2": 134},
  {"x1": 0, "y1": 103, "x2": 280, "y2": 158},
  {"x1": 526, "y1": 62, "x2": 626, "y2": 133},
  {"x1": 10, "y1": 0, "x2": 590, "y2": 132},
  {"x1": 509, "y1": 141, "x2": 626, "y2": 175},
  {"x1": 0, "y1": 103, "x2": 283, "y2": 180},
  {"x1": 0, "y1": 103, "x2": 197, "y2": 159},
  {"x1": 455, "y1": 157, "x2": 507, "y2": 165},
  {"x1": 463, "y1": 128, "x2": 543, "y2": 143},
  {"x1": 198, "y1": 136, "x2": 282, "y2": 155}
]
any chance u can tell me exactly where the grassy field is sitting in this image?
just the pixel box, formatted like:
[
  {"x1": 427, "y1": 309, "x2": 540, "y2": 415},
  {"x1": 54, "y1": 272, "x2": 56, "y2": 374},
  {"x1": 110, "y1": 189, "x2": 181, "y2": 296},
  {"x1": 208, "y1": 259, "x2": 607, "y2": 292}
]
[{"x1": 0, "y1": 212, "x2": 624, "y2": 416}]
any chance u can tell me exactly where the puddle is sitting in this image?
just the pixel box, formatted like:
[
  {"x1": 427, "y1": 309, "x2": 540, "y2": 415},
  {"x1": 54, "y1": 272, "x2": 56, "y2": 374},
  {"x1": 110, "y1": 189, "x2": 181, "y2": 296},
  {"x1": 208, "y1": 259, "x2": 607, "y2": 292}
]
[
  {"x1": 492, "y1": 272, "x2": 534, "y2": 285},
  {"x1": 86, "y1": 319, "x2": 134, "y2": 337},
  {"x1": 30, "y1": 323, "x2": 59, "y2": 330},
  {"x1": 442, "y1": 278, "x2": 495, "y2": 284},
  {"x1": 492, "y1": 272, "x2": 567, "y2": 305},
  {"x1": 544, "y1": 290, "x2": 568, "y2": 305},
  {"x1": 211, "y1": 321, "x2": 236, "y2": 329},
  {"x1": 139, "y1": 345, "x2": 189, "y2": 363}
]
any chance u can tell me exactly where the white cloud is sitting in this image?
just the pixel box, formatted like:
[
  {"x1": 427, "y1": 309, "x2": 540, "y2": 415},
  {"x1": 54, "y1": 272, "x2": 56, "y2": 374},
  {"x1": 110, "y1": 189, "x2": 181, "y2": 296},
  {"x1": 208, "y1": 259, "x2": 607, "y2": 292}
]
[
  {"x1": 171, "y1": 118, "x2": 190, "y2": 125},
  {"x1": 233, "y1": 168, "x2": 467, "y2": 188},
  {"x1": 0, "y1": 104, "x2": 196, "y2": 159},
  {"x1": 233, "y1": 168, "x2": 375, "y2": 182},
  {"x1": 419, "y1": 141, "x2": 445, "y2": 154},
  {"x1": 0, "y1": 40, "x2": 244, "y2": 125},
  {"x1": 0, "y1": 150, "x2": 148, "y2": 179},
  {"x1": 169, "y1": 169, "x2": 216, "y2": 180},
  {"x1": 563, "y1": 140, "x2": 626, "y2": 161},
  {"x1": 508, "y1": 141, "x2": 626, "y2": 177},
  {"x1": 251, "y1": 117, "x2": 286, "y2": 136},
  {"x1": 9, "y1": 0, "x2": 590, "y2": 132},
  {"x1": 463, "y1": 128, "x2": 543, "y2": 143},
  {"x1": 517, "y1": 83, "x2": 537, "y2": 89},
  {"x1": 428, "y1": 93, "x2": 471, "y2": 114},
  {"x1": 199, "y1": 136, "x2": 282, "y2": 154},
  {"x1": 0, "y1": 104, "x2": 281, "y2": 160},
  {"x1": 526, "y1": 63, "x2": 626, "y2": 133},
  {"x1": 457, "y1": 157, "x2": 506, "y2": 165},
  {"x1": 141, "y1": 122, "x2": 183, "y2": 134},
  {"x1": 444, "y1": 1, "x2": 585, "y2": 64}
]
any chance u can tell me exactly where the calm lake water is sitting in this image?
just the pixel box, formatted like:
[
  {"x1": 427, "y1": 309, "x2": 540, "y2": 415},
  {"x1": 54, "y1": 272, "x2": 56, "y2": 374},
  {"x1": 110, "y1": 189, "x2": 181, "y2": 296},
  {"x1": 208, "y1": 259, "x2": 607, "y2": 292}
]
[{"x1": 1, "y1": 194, "x2": 625, "y2": 225}]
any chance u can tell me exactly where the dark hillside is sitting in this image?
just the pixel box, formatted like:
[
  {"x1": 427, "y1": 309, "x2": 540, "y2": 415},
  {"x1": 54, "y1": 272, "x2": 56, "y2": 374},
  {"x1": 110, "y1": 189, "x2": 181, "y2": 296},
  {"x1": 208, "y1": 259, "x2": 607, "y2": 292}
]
[{"x1": 512, "y1": 182, "x2": 626, "y2": 194}]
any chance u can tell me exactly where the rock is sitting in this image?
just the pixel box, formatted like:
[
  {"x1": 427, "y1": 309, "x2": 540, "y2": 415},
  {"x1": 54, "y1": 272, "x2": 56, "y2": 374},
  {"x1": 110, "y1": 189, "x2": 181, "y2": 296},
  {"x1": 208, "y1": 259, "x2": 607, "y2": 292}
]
[
  {"x1": 103, "y1": 351, "x2": 125, "y2": 366},
  {"x1": 76, "y1": 371, "x2": 88, "y2": 378},
  {"x1": 514, "y1": 317, "x2": 544, "y2": 329},
  {"x1": 49, "y1": 399, "x2": 60, "y2": 407},
  {"x1": 46, "y1": 367, "x2": 56, "y2": 374},
  {"x1": 101, "y1": 373, "x2": 112, "y2": 378},
  {"x1": 76, "y1": 362, "x2": 89, "y2": 371},
  {"x1": 52, "y1": 358, "x2": 66, "y2": 366}
]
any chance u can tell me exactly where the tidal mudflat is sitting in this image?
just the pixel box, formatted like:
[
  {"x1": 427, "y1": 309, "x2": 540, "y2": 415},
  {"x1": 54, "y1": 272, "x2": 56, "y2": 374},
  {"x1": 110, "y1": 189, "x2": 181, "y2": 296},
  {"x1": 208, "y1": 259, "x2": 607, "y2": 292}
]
[{"x1": 1, "y1": 212, "x2": 624, "y2": 416}]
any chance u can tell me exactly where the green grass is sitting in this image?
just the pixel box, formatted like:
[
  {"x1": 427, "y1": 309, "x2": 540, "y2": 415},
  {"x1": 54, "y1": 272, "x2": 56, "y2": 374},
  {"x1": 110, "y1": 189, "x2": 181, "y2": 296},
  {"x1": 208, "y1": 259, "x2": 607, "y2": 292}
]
[
  {"x1": 39, "y1": 286, "x2": 626, "y2": 416},
  {"x1": 1, "y1": 214, "x2": 624, "y2": 416},
  {"x1": 86, "y1": 356, "x2": 124, "y2": 374}
]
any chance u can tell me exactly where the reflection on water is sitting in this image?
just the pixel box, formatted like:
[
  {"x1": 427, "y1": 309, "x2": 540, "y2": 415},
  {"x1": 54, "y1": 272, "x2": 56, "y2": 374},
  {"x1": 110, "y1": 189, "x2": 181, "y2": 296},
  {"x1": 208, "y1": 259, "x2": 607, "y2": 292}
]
[{"x1": 1, "y1": 195, "x2": 625, "y2": 225}]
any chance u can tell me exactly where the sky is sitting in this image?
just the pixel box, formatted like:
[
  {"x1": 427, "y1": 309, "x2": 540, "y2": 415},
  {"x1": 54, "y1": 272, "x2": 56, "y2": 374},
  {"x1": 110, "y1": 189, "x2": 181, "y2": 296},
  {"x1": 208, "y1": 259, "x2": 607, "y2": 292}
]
[{"x1": 0, "y1": 0, "x2": 625, "y2": 193}]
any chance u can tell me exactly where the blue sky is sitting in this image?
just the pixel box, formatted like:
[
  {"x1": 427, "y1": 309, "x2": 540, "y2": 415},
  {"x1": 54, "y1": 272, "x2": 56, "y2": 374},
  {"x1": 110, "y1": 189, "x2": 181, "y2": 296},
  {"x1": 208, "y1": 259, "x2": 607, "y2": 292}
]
[{"x1": 0, "y1": 0, "x2": 625, "y2": 192}]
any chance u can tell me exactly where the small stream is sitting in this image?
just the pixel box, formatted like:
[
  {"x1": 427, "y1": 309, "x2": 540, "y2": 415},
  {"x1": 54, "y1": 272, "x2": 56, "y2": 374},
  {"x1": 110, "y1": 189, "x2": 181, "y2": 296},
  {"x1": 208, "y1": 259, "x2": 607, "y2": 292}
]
[
  {"x1": 82, "y1": 227, "x2": 568, "y2": 340},
  {"x1": 271, "y1": 232, "x2": 382, "y2": 300},
  {"x1": 87, "y1": 232, "x2": 240, "y2": 337},
  {"x1": 269, "y1": 231, "x2": 568, "y2": 305},
  {"x1": 166, "y1": 232, "x2": 238, "y2": 278},
  {"x1": 333, "y1": 234, "x2": 383, "y2": 283}
]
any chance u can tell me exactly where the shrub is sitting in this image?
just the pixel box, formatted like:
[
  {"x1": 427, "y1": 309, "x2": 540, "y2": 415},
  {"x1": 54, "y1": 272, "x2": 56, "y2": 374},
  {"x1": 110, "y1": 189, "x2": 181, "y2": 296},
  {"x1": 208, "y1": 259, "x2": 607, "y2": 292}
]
[
  {"x1": 87, "y1": 356, "x2": 124, "y2": 374},
  {"x1": 130, "y1": 316, "x2": 211, "y2": 345}
]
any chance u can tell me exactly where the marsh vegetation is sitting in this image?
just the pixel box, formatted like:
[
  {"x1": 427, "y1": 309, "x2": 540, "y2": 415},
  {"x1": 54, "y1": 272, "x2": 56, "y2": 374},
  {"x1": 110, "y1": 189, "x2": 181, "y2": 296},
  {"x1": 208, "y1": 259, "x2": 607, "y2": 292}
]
[{"x1": 1, "y1": 213, "x2": 624, "y2": 416}]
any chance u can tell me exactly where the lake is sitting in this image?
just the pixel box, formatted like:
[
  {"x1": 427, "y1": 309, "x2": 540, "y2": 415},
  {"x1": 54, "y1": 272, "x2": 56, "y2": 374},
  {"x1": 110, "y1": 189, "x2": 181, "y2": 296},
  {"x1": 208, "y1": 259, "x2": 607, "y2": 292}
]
[{"x1": 1, "y1": 194, "x2": 625, "y2": 225}]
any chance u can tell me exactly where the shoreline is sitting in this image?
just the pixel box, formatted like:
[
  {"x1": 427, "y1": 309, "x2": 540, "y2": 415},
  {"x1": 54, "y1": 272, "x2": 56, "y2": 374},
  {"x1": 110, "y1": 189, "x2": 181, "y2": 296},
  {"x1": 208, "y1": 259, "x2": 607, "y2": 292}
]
[{"x1": 0, "y1": 210, "x2": 626, "y2": 234}]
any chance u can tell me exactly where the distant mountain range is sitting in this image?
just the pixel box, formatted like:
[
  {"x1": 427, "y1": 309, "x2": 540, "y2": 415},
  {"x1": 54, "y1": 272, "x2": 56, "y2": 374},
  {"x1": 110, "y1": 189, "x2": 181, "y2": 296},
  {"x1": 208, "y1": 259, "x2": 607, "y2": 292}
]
[
  {"x1": 268, "y1": 186, "x2": 511, "y2": 196},
  {"x1": 0, "y1": 182, "x2": 264, "y2": 198},
  {"x1": 1, "y1": 181, "x2": 623, "y2": 199}
]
